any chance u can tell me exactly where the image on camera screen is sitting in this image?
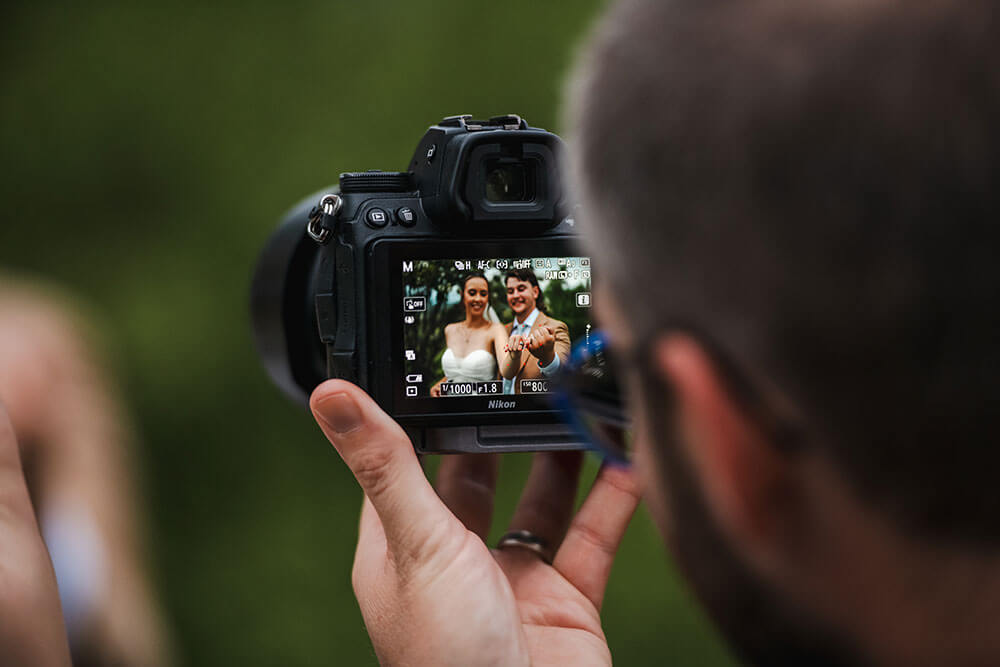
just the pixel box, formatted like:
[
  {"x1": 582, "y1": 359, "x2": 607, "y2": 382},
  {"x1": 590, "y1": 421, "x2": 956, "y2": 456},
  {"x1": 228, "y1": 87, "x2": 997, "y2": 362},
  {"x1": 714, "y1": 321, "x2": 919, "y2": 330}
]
[{"x1": 401, "y1": 257, "x2": 593, "y2": 399}]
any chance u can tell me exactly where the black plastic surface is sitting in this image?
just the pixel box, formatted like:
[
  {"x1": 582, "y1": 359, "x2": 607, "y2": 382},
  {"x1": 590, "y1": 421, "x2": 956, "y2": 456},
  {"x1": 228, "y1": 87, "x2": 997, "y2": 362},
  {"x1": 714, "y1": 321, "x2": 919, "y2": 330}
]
[{"x1": 340, "y1": 171, "x2": 415, "y2": 193}]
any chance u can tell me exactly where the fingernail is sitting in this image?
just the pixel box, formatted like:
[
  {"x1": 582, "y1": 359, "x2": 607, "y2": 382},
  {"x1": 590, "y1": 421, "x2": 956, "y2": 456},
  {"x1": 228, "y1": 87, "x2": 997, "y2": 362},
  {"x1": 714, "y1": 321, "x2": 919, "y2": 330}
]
[
  {"x1": 315, "y1": 393, "x2": 363, "y2": 434},
  {"x1": 600, "y1": 456, "x2": 633, "y2": 470}
]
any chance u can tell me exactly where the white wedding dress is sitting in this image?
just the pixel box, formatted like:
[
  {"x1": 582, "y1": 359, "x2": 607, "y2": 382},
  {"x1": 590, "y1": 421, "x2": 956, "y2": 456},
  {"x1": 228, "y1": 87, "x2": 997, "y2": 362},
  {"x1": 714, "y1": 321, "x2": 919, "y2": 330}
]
[{"x1": 441, "y1": 348, "x2": 498, "y2": 383}]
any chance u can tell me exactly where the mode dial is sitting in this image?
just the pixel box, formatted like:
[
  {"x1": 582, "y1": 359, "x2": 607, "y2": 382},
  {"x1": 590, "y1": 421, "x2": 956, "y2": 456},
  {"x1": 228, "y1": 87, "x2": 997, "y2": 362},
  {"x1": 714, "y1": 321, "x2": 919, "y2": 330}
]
[{"x1": 339, "y1": 171, "x2": 415, "y2": 193}]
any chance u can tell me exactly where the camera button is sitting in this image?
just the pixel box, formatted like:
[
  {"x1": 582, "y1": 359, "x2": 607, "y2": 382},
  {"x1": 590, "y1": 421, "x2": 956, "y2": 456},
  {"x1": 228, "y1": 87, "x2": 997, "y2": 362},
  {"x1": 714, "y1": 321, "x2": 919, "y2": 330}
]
[
  {"x1": 396, "y1": 207, "x2": 416, "y2": 227},
  {"x1": 365, "y1": 207, "x2": 389, "y2": 228}
]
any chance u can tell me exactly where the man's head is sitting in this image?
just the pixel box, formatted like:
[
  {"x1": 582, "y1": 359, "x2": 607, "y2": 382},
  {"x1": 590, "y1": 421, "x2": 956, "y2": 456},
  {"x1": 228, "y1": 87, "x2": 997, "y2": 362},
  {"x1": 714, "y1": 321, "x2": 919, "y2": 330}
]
[
  {"x1": 504, "y1": 269, "x2": 544, "y2": 320},
  {"x1": 567, "y1": 0, "x2": 1000, "y2": 664}
]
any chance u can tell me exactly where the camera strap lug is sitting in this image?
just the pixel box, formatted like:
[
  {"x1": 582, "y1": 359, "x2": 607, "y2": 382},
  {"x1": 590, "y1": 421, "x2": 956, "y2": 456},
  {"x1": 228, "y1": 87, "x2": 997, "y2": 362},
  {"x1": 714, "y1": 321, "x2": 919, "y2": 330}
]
[{"x1": 306, "y1": 193, "x2": 342, "y2": 244}]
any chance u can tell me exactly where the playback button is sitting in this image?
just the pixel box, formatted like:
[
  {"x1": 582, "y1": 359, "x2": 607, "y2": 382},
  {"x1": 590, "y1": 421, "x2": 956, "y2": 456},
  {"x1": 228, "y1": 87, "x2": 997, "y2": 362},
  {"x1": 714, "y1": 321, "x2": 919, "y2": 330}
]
[{"x1": 365, "y1": 208, "x2": 389, "y2": 228}]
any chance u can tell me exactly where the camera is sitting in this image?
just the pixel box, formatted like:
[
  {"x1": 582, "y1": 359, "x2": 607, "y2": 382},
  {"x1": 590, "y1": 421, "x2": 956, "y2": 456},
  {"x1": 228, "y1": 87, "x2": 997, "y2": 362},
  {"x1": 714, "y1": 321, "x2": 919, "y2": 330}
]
[{"x1": 251, "y1": 115, "x2": 596, "y2": 454}]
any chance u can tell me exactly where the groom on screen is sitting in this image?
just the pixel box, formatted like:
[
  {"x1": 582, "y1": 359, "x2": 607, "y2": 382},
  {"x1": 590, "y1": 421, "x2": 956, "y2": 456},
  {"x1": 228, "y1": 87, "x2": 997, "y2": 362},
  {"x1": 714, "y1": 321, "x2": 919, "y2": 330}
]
[{"x1": 502, "y1": 268, "x2": 571, "y2": 395}]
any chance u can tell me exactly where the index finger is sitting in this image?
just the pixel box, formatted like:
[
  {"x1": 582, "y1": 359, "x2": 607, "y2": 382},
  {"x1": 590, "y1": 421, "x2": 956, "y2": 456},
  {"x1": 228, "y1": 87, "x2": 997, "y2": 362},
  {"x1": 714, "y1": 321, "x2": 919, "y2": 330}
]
[{"x1": 311, "y1": 380, "x2": 460, "y2": 565}]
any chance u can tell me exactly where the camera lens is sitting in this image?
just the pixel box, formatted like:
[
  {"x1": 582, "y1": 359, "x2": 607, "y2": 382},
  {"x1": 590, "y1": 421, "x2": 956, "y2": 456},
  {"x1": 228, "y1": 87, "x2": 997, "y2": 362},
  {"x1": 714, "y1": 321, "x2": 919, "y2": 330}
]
[{"x1": 485, "y1": 163, "x2": 528, "y2": 202}]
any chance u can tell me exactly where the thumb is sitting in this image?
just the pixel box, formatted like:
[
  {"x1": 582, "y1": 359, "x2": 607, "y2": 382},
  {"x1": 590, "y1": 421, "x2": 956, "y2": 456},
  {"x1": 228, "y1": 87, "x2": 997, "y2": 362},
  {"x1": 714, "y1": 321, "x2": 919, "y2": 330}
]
[{"x1": 310, "y1": 380, "x2": 459, "y2": 565}]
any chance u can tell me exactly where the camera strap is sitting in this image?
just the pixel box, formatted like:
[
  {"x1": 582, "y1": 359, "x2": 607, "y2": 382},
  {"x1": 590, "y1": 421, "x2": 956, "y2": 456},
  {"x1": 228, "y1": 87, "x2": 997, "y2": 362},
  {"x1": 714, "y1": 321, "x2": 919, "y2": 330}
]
[
  {"x1": 305, "y1": 191, "x2": 357, "y2": 382},
  {"x1": 306, "y1": 193, "x2": 342, "y2": 244}
]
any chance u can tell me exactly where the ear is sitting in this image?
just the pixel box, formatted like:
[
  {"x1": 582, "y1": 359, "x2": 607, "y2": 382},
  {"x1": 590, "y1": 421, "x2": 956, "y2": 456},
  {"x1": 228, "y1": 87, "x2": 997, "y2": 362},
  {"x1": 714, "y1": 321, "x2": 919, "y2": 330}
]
[{"x1": 655, "y1": 335, "x2": 799, "y2": 571}]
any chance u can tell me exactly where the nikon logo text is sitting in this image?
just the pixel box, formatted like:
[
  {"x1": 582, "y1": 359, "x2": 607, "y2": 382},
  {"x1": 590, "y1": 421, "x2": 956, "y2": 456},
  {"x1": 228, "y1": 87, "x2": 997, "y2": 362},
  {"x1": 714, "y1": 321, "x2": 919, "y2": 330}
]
[{"x1": 488, "y1": 399, "x2": 516, "y2": 409}]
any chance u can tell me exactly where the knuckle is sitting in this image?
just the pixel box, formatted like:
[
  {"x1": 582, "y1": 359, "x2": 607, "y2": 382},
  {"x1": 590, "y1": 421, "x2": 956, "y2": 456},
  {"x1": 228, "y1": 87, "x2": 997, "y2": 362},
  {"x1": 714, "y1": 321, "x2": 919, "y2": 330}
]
[
  {"x1": 570, "y1": 516, "x2": 617, "y2": 558},
  {"x1": 392, "y1": 519, "x2": 464, "y2": 579},
  {"x1": 349, "y1": 447, "x2": 398, "y2": 497},
  {"x1": 600, "y1": 467, "x2": 643, "y2": 503},
  {"x1": 351, "y1": 557, "x2": 376, "y2": 598}
]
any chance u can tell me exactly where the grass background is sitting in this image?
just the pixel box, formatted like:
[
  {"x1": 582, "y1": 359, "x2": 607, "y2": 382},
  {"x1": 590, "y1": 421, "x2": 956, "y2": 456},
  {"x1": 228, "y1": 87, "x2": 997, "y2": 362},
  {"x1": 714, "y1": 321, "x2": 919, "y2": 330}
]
[{"x1": 1, "y1": 1, "x2": 735, "y2": 664}]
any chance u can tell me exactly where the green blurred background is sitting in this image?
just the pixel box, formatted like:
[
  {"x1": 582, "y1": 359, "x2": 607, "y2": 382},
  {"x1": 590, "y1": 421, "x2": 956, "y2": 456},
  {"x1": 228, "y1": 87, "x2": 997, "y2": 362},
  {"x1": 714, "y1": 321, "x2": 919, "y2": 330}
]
[{"x1": 0, "y1": 1, "x2": 734, "y2": 664}]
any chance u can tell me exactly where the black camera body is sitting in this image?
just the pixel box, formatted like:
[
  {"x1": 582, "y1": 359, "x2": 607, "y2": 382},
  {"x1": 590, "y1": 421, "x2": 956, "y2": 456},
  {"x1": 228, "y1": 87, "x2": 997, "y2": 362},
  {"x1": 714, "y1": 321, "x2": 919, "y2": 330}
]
[{"x1": 252, "y1": 115, "x2": 594, "y2": 454}]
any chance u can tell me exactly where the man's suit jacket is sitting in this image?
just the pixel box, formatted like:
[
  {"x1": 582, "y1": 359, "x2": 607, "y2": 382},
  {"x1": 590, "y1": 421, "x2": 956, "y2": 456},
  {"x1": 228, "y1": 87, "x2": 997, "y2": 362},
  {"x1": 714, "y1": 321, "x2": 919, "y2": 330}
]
[{"x1": 505, "y1": 312, "x2": 571, "y2": 394}]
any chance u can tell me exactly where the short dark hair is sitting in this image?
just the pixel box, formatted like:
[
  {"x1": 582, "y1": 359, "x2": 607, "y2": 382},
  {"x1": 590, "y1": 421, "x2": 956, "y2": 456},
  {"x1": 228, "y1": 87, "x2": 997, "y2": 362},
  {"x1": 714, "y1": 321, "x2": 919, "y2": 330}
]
[
  {"x1": 504, "y1": 269, "x2": 546, "y2": 312},
  {"x1": 568, "y1": 0, "x2": 1000, "y2": 544}
]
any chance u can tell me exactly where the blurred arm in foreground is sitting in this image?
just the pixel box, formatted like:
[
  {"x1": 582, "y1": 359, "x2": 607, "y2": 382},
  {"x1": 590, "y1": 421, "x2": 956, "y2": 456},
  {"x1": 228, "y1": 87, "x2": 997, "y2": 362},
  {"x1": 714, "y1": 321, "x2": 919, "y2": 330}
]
[{"x1": 0, "y1": 279, "x2": 171, "y2": 667}]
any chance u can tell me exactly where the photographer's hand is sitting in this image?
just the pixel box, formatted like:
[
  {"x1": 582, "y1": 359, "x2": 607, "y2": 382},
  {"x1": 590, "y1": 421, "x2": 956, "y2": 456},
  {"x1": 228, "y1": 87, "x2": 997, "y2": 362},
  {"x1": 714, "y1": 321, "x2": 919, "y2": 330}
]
[
  {"x1": 311, "y1": 380, "x2": 641, "y2": 667},
  {"x1": 0, "y1": 403, "x2": 71, "y2": 666}
]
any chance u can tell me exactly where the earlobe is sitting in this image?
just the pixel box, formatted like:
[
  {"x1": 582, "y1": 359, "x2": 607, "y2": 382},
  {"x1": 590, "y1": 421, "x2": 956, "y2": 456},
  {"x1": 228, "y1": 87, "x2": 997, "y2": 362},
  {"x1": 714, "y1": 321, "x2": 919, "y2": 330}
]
[{"x1": 654, "y1": 336, "x2": 797, "y2": 571}]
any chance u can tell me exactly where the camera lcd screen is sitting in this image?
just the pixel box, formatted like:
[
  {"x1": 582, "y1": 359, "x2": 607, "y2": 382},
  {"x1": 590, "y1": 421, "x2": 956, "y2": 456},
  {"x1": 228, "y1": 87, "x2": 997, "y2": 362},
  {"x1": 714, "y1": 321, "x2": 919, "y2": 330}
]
[{"x1": 399, "y1": 256, "x2": 593, "y2": 404}]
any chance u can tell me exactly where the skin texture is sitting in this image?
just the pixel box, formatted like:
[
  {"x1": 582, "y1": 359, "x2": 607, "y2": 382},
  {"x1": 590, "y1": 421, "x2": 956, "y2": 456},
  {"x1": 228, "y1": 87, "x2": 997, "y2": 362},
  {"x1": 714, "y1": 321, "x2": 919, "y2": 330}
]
[{"x1": 309, "y1": 381, "x2": 642, "y2": 666}]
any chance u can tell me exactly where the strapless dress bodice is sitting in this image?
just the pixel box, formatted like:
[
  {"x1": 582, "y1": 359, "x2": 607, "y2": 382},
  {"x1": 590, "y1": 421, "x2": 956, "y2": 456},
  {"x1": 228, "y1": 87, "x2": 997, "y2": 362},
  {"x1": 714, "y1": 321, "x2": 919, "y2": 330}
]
[{"x1": 441, "y1": 348, "x2": 498, "y2": 383}]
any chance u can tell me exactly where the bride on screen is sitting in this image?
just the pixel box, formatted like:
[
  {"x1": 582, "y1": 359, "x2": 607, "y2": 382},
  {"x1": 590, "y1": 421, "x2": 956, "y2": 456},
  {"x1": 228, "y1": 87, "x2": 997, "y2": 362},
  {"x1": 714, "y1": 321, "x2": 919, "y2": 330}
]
[{"x1": 430, "y1": 274, "x2": 519, "y2": 396}]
